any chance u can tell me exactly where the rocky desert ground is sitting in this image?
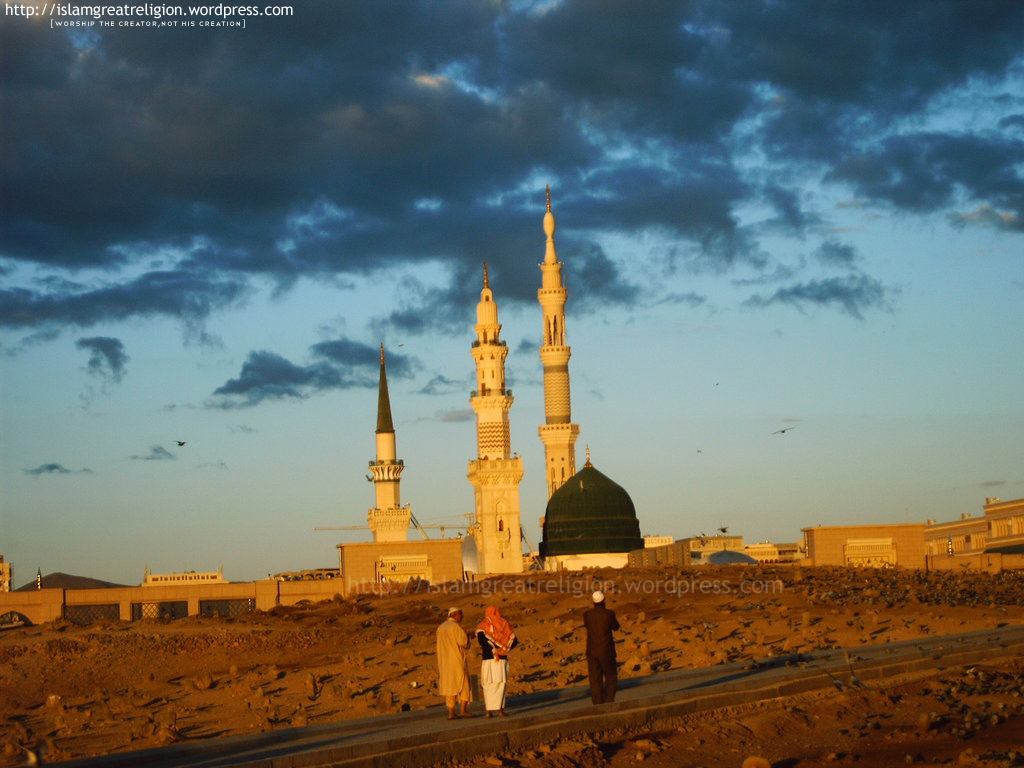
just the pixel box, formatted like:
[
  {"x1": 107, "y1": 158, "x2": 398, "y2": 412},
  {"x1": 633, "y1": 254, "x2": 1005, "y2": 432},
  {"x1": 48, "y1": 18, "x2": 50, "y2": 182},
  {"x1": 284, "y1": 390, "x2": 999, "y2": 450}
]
[{"x1": 2, "y1": 565, "x2": 1024, "y2": 767}]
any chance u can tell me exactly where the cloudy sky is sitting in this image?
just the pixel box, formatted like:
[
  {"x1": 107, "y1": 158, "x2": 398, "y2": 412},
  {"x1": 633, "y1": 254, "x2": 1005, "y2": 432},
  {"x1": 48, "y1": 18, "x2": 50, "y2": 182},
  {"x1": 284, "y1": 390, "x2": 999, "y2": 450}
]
[{"x1": 2, "y1": 0, "x2": 1023, "y2": 585}]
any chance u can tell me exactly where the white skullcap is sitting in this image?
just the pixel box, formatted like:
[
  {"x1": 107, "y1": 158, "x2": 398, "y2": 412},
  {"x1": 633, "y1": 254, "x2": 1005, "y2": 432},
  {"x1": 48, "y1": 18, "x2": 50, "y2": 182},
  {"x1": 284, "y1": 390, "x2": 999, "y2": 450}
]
[
  {"x1": 448, "y1": 607, "x2": 461, "y2": 616},
  {"x1": 592, "y1": 591, "x2": 604, "y2": 603}
]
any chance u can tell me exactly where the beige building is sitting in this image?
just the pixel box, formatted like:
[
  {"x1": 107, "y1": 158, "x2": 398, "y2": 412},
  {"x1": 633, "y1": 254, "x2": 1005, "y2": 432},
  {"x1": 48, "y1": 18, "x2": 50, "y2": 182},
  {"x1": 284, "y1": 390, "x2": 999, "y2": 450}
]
[
  {"x1": 337, "y1": 539, "x2": 463, "y2": 593},
  {"x1": 925, "y1": 497, "x2": 1024, "y2": 571},
  {"x1": 628, "y1": 540, "x2": 692, "y2": 568},
  {"x1": 337, "y1": 346, "x2": 462, "y2": 593},
  {"x1": 537, "y1": 186, "x2": 580, "y2": 499},
  {"x1": 743, "y1": 541, "x2": 804, "y2": 564},
  {"x1": 685, "y1": 535, "x2": 744, "y2": 562},
  {"x1": 466, "y1": 264, "x2": 524, "y2": 575},
  {"x1": 983, "y1": 497, "x2": 1024, "y2": 553},
  {"x1": 924, "y1": 513, "x2": 988, "y2": 557},
  {"x1": 644, "y1": 535, "x2": 675, "y2": 548},
  {"x1": 0, "y1": 556, "x2": 11, "y2": 593},
  {"x1": 801, "y1": 523, "x2": 926, "y2": 568}
]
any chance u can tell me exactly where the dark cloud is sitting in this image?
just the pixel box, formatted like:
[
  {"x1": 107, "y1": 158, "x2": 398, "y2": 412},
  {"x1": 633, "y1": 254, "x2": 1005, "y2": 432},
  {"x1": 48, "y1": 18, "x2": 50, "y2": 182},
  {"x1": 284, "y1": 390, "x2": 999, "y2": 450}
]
[
  {"x1": 999, "y1": 115, "x2": 1024, "y2": 132},
  {"x1": 0, "y1": 268, "x2": 251, "y2": 331},
  {"x1": 514, "y1": 338, "x2": 536, "y2": 357},
  {"x1": 2, "y1": 327, "x2": 60, "y2": 357},
  {"x1": 210, "y1": 351, "x2": 345, "y2": 409},
  {"x1": 210, "y1": 336, "x2": 415, "y2": 409},
  {"x1": 418, "y1": 375, "x2": 465, "y2": 396},
  {"x1": 655, "y1": 292, "x2": 707, "y2": 308},
  {"x1": 438, "y1": 409, "x2": 474, "y2": 423},
  {"x1": 131, "y1": 445, "x2": 176, "y2": 461},
  {"x1": 2, "y1": 0, "x2": 1022, "y2": 335},
  {"x1": 828, "y1": 133, "x2": 1024, "y2": 229},
  {"x1": 813, "y1": 240, "x2": 860, "y2": 268},
  {"x1": 744, "y1": 274, "x2": 892, "y2": 320},
  {"x1": 76, "y1": 336, "x2": 128, "y2": 383},
  {"x1": 763, "y1": 185, "x2": 818, "y2": 233},
  {"x1": 25, "y1": 462, "x2": 92, "y2": 475}
]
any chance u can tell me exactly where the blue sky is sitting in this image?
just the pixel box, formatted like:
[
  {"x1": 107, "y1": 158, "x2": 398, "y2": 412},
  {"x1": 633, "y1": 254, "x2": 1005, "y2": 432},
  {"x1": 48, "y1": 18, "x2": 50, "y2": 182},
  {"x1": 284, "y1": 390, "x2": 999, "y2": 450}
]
[{"x1": 2, "y1": 0, "x2": 1023, "y2": 586}]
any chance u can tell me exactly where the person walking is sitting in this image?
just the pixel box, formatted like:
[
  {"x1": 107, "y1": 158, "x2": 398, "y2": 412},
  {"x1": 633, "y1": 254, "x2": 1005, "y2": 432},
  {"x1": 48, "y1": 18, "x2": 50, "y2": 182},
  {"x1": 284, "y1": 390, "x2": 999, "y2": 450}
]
[
  {"x1": 436, "y1": 607, "x2": 473, "y2": 719},
  {"x1": 476, "y1": 605, "x2": 517, "y2": 717},
  {"x1": 583, "y1": 590, "x2": 619, "y2": 704}
]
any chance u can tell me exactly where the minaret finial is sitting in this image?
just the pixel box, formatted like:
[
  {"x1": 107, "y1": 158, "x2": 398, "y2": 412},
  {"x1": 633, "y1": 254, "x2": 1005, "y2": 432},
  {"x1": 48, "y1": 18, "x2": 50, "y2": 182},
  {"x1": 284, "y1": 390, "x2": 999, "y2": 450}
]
[
  {"x1": 376, "y1": 344, "x2": 394, "y2": 433},
  {"x1": 483, "y1": 261, "x2": 489, "y2": 288},
  {"x1": 585, "y1": 445, "x2": 592, "y2": 468},
  {"x1": 546, "y1": 184, "x2": 551, "y2": 212}
]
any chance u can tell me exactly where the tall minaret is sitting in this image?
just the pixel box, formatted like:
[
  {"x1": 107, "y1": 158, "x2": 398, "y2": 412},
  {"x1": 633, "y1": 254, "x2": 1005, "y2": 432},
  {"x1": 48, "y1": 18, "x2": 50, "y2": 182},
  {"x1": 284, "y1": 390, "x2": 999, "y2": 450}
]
[
  {"x1": 538, "y1": 186, "x2": 580, "y2": 498},
  {"x1": 467, "y1": 264, "x2": 524, "y2": 574},
  {"x1": 367, "y1": 344, "x2": 411, "y2": 542}
]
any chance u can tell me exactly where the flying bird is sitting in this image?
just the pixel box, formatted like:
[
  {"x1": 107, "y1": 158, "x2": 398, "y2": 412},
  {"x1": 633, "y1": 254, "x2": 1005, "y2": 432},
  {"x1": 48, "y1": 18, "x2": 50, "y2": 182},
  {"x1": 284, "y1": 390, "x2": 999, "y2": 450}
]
[
  {"x1": 718, "y1": 526, "x2": 729, "y2": 534},
  {"x1": 175, "y1": 441, "x2": 186, "y2": 446},
  {"x1": 771, "y1": 427, "x2": 796, "y2": 435}
]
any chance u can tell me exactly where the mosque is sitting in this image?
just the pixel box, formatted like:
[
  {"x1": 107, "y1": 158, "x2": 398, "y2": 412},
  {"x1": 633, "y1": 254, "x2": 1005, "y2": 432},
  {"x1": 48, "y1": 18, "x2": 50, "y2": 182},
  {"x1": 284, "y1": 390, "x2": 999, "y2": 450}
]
[{"x1": 336, "y1": 189, "x2": 643, "y2": 586}]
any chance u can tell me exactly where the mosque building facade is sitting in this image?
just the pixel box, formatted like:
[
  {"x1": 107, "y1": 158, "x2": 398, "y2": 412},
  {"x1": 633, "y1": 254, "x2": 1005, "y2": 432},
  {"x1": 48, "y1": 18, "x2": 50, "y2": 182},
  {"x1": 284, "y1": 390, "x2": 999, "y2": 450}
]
[{"x1": 466, "y1": 264, "x2": 525, "y2": 574}]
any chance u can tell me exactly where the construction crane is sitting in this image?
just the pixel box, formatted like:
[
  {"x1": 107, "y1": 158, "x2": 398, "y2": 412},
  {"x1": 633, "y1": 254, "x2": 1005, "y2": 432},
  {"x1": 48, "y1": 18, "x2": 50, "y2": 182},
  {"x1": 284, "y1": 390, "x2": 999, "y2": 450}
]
[{"x1": 314, "y1": 516, "x2": 468, "y2": 540}]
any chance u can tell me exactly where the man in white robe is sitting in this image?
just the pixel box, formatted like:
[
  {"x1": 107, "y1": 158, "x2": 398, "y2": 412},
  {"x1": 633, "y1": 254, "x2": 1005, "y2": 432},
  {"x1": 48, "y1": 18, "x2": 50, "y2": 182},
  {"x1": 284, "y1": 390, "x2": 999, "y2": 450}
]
[{"x1": 436, "y1": 607, "x2": 472, "y2": 719}]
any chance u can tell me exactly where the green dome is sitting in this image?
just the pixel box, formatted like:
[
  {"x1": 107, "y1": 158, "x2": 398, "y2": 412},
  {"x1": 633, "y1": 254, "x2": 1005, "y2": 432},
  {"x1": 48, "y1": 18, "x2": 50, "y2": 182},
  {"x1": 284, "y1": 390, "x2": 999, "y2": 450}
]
[{"x1": 540, "y1": 464, "x2": 643, "y2": 557}]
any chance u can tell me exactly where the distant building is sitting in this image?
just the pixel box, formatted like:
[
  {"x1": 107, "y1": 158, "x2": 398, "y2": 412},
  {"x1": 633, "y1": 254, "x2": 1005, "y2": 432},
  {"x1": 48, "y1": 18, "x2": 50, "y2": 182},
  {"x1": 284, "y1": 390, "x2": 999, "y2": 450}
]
[
  {"x1": 272, "y1": 568, "x2": 340, "y2": 581},
  {"x1": 685, "y1": 535, "x2": 745, "y2": 563},
  {"x1": 983, "y1": 497, "x2": 1024, "y2": 554},
  {"x1": 924, "y1": 498, "x2": 1024, "y2": 571},
  {"x1": 628, "y1": 540, "x2": 691, "y2": 568},
  {"x1": 644, "y1": 536, "x2": 674, "y2": 548},
  {"x1": 0, "y1": 557, "x2": 11, "y2": 593},
  {"x1": 142, "y1": 567, "x2": 226, "y2": 586},
  {"x1": 743, "y1": 541, "x2": 804, "y2": 564},
  {"x1": 925, "y1": 513, "x2": 987, "y2": 557},
  {"x1": 801, "y1": 524, "x2": 926, "y2": 568}
]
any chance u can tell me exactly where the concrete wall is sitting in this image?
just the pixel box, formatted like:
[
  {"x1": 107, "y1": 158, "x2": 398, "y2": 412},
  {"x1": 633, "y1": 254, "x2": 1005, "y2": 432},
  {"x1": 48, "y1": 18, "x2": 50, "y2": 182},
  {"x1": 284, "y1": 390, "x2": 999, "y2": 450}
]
[{"x1": 0, "y1": 578, "x2": 344, "y2": 627}]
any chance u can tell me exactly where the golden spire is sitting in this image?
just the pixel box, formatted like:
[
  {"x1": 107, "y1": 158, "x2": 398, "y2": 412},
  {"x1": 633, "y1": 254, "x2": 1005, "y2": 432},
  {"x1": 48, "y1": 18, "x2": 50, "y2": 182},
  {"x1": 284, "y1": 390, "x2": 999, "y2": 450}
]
[
  {"x1": 546, "y1": 184, "x2": 551, "y2": 212},
  {"x1": 585, "y1": 445, "x2": 592, "y2": 467},
  {"x1": 483, "y1": 261, "x2": 489, "y2": 288}
]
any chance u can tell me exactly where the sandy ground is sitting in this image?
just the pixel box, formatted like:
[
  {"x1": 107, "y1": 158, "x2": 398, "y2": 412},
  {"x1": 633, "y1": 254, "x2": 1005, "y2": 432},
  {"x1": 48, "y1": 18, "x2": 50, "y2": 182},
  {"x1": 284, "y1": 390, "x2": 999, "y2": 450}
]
[{"x1": 2, "y1": 565, "x2": 1023, "y2": 767}]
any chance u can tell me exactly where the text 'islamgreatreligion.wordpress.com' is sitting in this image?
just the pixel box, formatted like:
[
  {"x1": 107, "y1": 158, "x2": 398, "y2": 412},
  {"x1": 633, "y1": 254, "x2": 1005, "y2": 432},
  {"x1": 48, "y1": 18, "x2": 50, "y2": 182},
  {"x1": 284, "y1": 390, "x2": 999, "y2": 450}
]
[{"x1": 5, "y1": 2, "x2": 294, "y2": 29}]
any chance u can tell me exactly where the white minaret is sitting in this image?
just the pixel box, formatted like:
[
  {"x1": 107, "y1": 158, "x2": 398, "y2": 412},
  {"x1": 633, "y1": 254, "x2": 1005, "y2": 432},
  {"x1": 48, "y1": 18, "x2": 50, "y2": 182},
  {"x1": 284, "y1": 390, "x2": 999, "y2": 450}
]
[
  {"x1": 367, "y1": 344, "x2": 411, "y2": 542},
  {"x1": 467, "y1": 264, "x2": 524, "y2": 574},
  {"x1": 538, "y1": 186, "x2": 580, "y2": 498}
]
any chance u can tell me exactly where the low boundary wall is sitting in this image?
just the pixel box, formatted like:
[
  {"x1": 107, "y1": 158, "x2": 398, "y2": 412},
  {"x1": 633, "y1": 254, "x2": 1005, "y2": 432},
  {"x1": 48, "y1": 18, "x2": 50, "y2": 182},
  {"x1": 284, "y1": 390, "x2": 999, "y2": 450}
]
[{"x1": 0, "y1": 578, "x2": 342, "y2": 627}]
